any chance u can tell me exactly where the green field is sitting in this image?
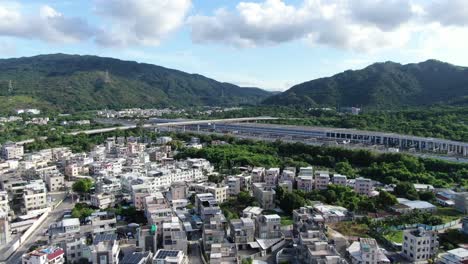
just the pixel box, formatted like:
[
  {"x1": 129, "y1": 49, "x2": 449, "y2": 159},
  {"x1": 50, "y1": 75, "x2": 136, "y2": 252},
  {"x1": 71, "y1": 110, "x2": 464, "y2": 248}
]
[
  {"x1": 329, "y1": 221, "x2": 370, "y2": 237},
  {"x1": 383, "y1": 230, "x2": 404, "y2": 244},
  {"x1": 435, "y1": 207, "x2": 466, "y2": 223}
]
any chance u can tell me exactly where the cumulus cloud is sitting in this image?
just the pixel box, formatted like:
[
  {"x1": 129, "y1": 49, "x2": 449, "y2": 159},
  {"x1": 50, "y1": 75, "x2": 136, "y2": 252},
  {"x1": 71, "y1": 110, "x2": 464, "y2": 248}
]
[
  {"x1": 94, "y1": 0, "x2": 192, "y2": 46},
  {"x1": 349, "y1": 0, "x2": 414, "y2": 31},
  {"x1": 0, "y1": 3, "x2": 94, "y2": 43},
  {"x1": 426, "y1": 0, "x2": 468, "y2": 26},
  {"x1": 189, "y1": 0, "x2": 419, "y2": 51}
]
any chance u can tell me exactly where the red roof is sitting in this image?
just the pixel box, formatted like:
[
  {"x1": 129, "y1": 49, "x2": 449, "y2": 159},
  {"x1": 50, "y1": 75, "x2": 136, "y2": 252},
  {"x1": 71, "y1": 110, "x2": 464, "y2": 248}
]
[{"x1": 47, "y1": 249, "x2": 64, "y2": 260}]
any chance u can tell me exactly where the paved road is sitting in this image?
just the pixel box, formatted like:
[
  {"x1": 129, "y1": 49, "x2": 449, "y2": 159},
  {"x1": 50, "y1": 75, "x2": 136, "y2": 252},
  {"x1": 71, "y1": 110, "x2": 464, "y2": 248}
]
[{"x1": 6, "y1": 196, "x2": 74, "y2": 264}]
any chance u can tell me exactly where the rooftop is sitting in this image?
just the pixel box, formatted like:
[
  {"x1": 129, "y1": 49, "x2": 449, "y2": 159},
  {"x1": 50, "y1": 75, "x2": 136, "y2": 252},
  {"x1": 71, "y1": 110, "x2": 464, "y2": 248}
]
[{"x1": 121, "y1": 252, "x2": 151, "y2": 264}]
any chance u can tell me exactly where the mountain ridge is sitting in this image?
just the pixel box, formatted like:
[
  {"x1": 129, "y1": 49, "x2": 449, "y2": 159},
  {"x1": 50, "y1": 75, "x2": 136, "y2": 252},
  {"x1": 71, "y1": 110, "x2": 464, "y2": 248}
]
[
  {"x1": 263, "y1": 59, "x2": 468, "y2": 108},
  {"x1": 0, "y1": 53, "x2": 272, "y2": 112}
]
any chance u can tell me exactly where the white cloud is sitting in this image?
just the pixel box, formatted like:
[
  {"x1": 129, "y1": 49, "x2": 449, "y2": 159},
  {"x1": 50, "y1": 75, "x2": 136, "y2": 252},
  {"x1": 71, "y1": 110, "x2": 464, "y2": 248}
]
[
  {"x1": 426, "y1": 0, "x2": 468, "y2": 26},
  {"x1": 189, "y1": 0, "x2": 419, "y2": 52},
  {"x1": 94, "y1": 0, "x2": 192, "y2": 46},
  {"x1": 0, "y1": 3, "x2": 94, "y2": 43}
]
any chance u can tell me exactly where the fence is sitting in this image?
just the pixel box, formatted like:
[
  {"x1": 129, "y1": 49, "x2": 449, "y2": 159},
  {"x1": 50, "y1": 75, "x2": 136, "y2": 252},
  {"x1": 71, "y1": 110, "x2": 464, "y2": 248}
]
[{"x1": 388, "y1": 219, "x2": 460, "y2": 231}]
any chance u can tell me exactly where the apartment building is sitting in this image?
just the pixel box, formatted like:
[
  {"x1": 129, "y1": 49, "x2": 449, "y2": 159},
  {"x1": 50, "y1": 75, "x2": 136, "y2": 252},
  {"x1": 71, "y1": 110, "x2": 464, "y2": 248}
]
[
  {"x1": 91, "y1": 212, "x2": 117, "y2": 235},
  {"x1": 332, "y1": 174, "x2": 347, "y2": 186},
  {"x1": 299, "y1": 167, "x2": 313, "y2": 177},
  {"x1": 265, "y1": 168, "x2": 280, "y2": 186},
  {"x1": 226, "y1": 176, "x2": 241, "y2": 196},
  {"x1": 170, "y1": 182, "x2": 187, "y2": 200},
  {"x1": 90, "y1": 234, "x2": 120, "y2": 264},
  {"x1": 454, "y1": 192, "x2": 468, "y2": 213},
  {"x1": 95, "y1": 178, "x2": 121, "y2": 196},
  {"x1": 297, "y1": 176, "x2": 314, "y2": 192},
  {"x1": 191, "y1": 183, "x2": 228, "y2": 203},
  {"x1": 162, "y1": 217, "x2": 188, "y2": 253},
  {"x1": 229, "y1": 218, "x2": 255, "y2": 249},
  {"x1": 1, "y1": 142, "x2": 24, "y2": 160},
  {"x1": 203, "y1": 214, "x2": 227, "y2": 253},
  {"x1": 279, "y1": 167, "x2": 296, "y2": 183},
  {"x1": 45, "y1": 174, "x2": 64, "y2": 192},
  {"x1": 23, "y1": 180, "x2": 48, "y2": 213},
  {"x1": 439, "y1": 248, "x2": 468, "y2": 264},
  {"x1": 0, "y1": 207, "x2": 10, "y2": 246},
  {"x1": 209, "y1": 243, "x2": 238, "y2": 264},
  {"x1": 314, "y1": 171, "x2": 330, "y2": 190},
  {"x1": 235, "y1": 174, "x2": 252, "y2": 191},
  {"x1": 22, "y1": 246, "x2": 65, "y2": 264},
  {"x1": 153, "y1": 249, "x2": 187, "y2": 264},
  {"x1": 347, "y1": 238, "x2": 390, "y2": 264},
  {"x1": 402, "y1": 228, "x2": 438, "y2": 263},
  {"x1": 251, "y1": 167, "x2": 265, "y2": 183},
  {"x1": 255, "y1": 214, "x2": 282, "y2": 239},
  {"x1": 121, "y1": 252, "x2": 152, "y2": 264},
  {"x1": 354, "y1": 177, "x2": 373, "y2": 196},
  {"x1": 90, "y1": 193, "x2": 116, "y2": 209},
  {"x1": 195, "y1": 193, "x2": 222, "y2": 220},
  {"x1": 252, "y1": 183, "x2": 276, "y2": 210}
]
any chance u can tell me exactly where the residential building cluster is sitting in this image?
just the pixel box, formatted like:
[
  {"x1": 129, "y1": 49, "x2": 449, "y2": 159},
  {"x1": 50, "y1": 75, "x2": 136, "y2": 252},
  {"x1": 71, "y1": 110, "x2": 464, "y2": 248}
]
[{"x1": 0, "y1": 136, "x2": 466, "y2": 264}]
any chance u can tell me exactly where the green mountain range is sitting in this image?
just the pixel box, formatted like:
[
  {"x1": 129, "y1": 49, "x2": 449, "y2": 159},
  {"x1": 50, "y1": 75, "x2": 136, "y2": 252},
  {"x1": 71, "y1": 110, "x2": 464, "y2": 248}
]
[
  {"x1": 0, "y1": 54, "x2": 272, "y2": 112},
  {"x1": 263, "y1": 60, "x2": 468, "y2": 108}
]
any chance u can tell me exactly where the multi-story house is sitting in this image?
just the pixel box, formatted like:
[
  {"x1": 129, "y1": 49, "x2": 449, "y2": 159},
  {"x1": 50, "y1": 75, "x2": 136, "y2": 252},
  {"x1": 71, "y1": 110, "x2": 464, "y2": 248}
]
[
  {"x1": 202, "y1": 214, "x2": 227, "y2": 253},
  {"x1": 354, "y1": 177, "x2": 373, "y2": 196},
  {"x1": 226, "y1": 176, "x2": 241, "y2": 196},
  {"x1": 153, "y1": 249, "x2": 188, "y2": 264},
  {"x1": 45, "y1": 174, "x2": 64, "y2": 192},
  {"x1": 402, "y1": 228, "x2": 438, "y2": 263},
  {"x1": 314, "y1": 171, "x2": 330, "y2": 190},
  {"x1": 347, "y1": 238, "x2": 390, "y2": 264},
  {"x1": 255, "y1": 214, "x2": 282, "y2": 239},
  {"x1": 90, "y1": 193, "x2": 116, "y2": 209},
  {"x1": 229, "y1": 218, "x2": 255, "y2": 249},
  {"x1": 90, "y1": 234, "x2": 120, "y2": 264},
  {"x1": 252, "y1": 183, "x2": 276, "y2": 210},
  {"x1": 91, "y1": 212, "x2": 117, "y2": 235},
  {"x1": 251, "y1": 167, "x2": 265, "y2": 183},
  {"x1": 265, "y1": 168, "x2": 280, "y2": 186},
  {"x1": 23, "y1": 180, "x2": 48, "y2": 214},
  {"x1": 22, "y1": 246, "x2": 65, "y2": 264},
  {"x1": 332, "y1": 174, "x2": 347, "y2": 186},
  {"x1": 195, "y1": 193, "x2": 222, "y2": 220},
  {"x1": 162, "y1": 217, "x2": 187, "y2": 253},
  {"x1": 1, "y1": 142, "x2": 24, "y2": 160},
  {"x1": 190, "y1": 183, "x2": 228, "y2": 203},
  {"x1": 454, "y1": 192, "x2": 468, "y2": 213},
  {"x1": 297, "y1": 176, "x2": 314, "y2": 192}
]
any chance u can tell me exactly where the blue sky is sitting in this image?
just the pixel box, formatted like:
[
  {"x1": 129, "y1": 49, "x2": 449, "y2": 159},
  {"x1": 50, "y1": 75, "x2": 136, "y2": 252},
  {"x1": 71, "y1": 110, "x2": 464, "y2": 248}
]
[{"x1": 1, "y1": 0, "x2": 468, "y2": 90}]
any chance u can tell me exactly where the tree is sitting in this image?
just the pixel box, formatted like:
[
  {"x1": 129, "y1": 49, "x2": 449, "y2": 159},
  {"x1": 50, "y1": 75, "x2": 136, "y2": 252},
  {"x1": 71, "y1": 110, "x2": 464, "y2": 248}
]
[
  {"x1": 71, "y1": 203, "x2": 94, "y2": 219},
  {"x1": 394, "y1": 182, "x2": 419, "y2": 200},
  {"x1": 419, "y1": 191, "x2": 435, "y2": 202},
  {"x1": 375, "y1": 190, "x2": 397, "y2": 208},
  {"x1": 335, "y1": 161, "x2": 357, "y2": 177},
  {"x1": 279, "y1": 191, "x2": 306, "y2": 214},
  {"x1": 72, "y1": 178, "x2": 94, "y2": 194}
]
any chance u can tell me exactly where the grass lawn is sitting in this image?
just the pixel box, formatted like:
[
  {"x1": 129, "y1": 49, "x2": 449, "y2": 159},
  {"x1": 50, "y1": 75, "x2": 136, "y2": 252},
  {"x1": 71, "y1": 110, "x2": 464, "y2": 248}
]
[
  {"x1": 383, "y1": 230, "x2": 403, "y2": 244},
  {"x1": 435, "y1": 207, "x2": 466, "y2": 223},
  {"x1": 329, "y1": 221, "x2": 369, "y2": 237}
]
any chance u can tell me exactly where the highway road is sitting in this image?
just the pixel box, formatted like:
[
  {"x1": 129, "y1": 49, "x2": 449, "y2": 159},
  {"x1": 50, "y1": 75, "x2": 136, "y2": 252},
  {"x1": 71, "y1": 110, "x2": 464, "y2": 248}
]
[{"x1": 6, "y1": 195, "x2": 75, "y2": 264}]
